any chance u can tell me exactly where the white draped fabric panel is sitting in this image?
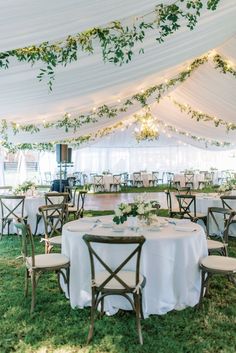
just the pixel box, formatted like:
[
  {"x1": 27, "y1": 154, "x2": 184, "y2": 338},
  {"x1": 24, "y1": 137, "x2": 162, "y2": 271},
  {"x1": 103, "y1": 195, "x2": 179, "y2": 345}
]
[{"x1": 0, "y1": 0, "x2": 236, "y2": 150}]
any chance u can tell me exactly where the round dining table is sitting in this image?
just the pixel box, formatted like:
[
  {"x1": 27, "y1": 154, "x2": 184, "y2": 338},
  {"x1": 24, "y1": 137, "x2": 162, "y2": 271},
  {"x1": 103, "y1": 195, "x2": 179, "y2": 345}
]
[{"x1": 61, "y1": 215, "x2": 207, "y2": 318}]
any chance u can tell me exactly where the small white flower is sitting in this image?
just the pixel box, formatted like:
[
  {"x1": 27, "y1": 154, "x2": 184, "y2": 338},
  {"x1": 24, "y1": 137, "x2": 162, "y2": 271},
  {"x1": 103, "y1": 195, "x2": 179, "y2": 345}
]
[{"x1": 115, "y1": 208, "x2": 123, "y2": 217}]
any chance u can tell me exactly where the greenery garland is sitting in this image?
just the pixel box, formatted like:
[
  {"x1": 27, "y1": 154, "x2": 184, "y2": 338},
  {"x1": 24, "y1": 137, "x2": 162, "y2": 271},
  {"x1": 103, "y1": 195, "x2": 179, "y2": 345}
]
[
  {"x1": 171, "y1": 99, "x2": 236, "y2": 131},
  {"x1": 0, "y1": 1, "x2": 220, "y2": 90},
  {"x1": 0, "y1": 55, "x2": 208, "y2": 144},
  {"x1": 213, "y1": 54, "x2": 236, "y2": 77},
  {"x1": 1, "y1": 51, "x2": 235, "y2": 152}
]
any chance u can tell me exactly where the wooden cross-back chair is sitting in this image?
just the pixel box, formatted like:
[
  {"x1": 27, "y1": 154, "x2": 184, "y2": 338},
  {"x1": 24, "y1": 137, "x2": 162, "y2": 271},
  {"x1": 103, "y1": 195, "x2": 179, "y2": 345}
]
[
  {"x1": 206, "y1": 207, "x2": 236, "y2": 256},
  {"x1": 14, "y1": 221, "x2": 70, "y2": 314},
  {"x1": 148, "y1": 171, "x2": 159, "y2": 187},
  {"x1": 68, "y1": 190, "x2": 87, "y2": 219},
  {"x1": 39, "y1": 203, "x2": 68, "y2": 253},
  {"x1": 83, "y1": 234, "x2": 146, "y2": 345},
  {"x1": 166, "y1": 172, "x2": 174, "y2": 188},
  {"x1": 165, "y1": 190, "x2": 182, "y2": 218},
  {"x1": 184, "y1": 173, "x2": 194, "y2": 189},
  {"x1": 133, "y1": 172, "x2": 143, "y2": 187},
  {"x1": 92, "y1": 175, "x2": 105, "y2": 192},
  {"x1": 109, "y1": 174, "x2": 121, "y2": 192},
  {"x1": 0, "y1": 195, "x2": 27, "y2": 239},
  {"x1": 175, "y1": 194, "x2": 207, "y2": 224},
  {"x1": 34, "y1": 192, "x2": 69, "y2": 236}
]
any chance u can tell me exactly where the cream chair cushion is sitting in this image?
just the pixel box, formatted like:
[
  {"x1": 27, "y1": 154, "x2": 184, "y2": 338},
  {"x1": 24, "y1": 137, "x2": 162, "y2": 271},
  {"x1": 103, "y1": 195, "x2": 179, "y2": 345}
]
[
  {"x1": 26, "y1": 253, "x2": 69, "y2": 268},
  {"x1": 94, "y1": 270, "x2": 144, "y2": 290},
  {"x1": 200, "y1": 255, "x2": 236, "y2": 272}
]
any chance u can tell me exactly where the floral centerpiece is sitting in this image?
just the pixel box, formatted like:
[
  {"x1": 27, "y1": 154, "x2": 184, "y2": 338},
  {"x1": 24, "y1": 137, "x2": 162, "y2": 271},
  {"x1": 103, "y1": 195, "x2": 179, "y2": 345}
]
[
  {"x1": 14, "y1": 180, "x2": 36, "y2": 195},
  {"x1": 113, "y1": 195, "x2": 160, "y2": 225}
]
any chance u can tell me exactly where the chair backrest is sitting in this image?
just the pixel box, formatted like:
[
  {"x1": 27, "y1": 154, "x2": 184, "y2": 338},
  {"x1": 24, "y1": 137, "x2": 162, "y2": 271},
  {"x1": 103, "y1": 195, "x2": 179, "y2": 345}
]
[
  {"x1": 0, "y1": 195, "x2": 25, "y2": 219},
  {"x1": 184, "y1": 173, "x2": 194, "y2": 183},
  {"x1": 82, "y1": 174, "x2": 88, "y2": 185},
  {"x1": 94, "y1": 175, "x2": 104, "y2": 185},
  {"x1": 45, "y1": 192, "x2": 69, "y2": 206},
  {"x1": 166, "y1": 172, "x2": 174, "y2": 183},
  {"x1": 113, "y1": 174, "x2": 121, "y2": 184},
  {"x1": 75, "y1": 190, "x2": 87, "y2": 217},
  {"x1": 220, "y1": 195, "x2": 236, "y2": 211},
  {"x1": 175, "y1": 186, "x2": 191, "y2": 195},
  {"x1": 133, "y1": 172, "x2": 141, "y2": 182},
  {"x1": 83, "y1": 234, "x2": 146, "y2": 292},
  {"x1": 152, "y1": 172, "x2": 159, "y2": 181},
  {"x1": 175, "y1": 195, "x2": 196, "y2": 218},
  {"x1": 39, "y1": 203, "x2": 68, "y2": 238},
  {"x1": 121, "y1": 172, "x2": 128, "y2": 183},
  {"x1": 207, "y1": 207, "x2": 236, "y2": 243},
  {"x1": 14, "y1": 222, "x2": 35, "y2": 267}
]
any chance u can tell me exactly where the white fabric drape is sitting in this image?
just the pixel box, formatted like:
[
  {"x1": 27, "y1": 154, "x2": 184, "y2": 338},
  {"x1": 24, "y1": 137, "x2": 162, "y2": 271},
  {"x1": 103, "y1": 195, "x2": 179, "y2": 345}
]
[
  {"x1": 0, "y1": 0, "x2": 235, "y2": 150},
  {"x1": 74, "y1": 144, "x2": 236, "y2": 174}
]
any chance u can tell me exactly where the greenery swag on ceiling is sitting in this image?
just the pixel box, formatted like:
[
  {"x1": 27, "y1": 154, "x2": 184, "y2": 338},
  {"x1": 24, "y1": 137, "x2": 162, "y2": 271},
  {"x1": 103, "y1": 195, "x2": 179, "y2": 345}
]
[
  {"x1": 171, "y1": 99, "x2": 236, "y2": 131},
  {"x1": 0, "y1": 0, "x2": 220, "y2": 90}
]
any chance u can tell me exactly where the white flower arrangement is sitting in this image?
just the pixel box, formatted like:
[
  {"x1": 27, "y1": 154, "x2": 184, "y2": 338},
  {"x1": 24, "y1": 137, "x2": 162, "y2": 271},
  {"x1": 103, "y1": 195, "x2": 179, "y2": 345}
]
[
  {"x1": 113, "y1": 194, "x2": 160, "y2": 224},
  {"x1": 218, "y1": 182, "x2": 233, "y2": 194}
]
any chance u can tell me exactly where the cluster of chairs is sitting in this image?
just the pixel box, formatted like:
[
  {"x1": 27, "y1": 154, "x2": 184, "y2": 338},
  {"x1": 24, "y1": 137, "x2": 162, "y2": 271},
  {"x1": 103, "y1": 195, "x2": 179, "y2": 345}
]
[
  {"x1": 165, "y1": 188, "x2": 236, "y2": 307},
  {"x1": 0, "y1": 188, "x2": 87, "y2": 313}
]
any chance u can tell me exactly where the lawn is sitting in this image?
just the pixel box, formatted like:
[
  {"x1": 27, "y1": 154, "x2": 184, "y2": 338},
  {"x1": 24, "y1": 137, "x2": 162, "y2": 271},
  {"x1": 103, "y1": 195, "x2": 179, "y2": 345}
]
[{"x1": 0, "y1": 210, "x2": 236, "y2": 353}]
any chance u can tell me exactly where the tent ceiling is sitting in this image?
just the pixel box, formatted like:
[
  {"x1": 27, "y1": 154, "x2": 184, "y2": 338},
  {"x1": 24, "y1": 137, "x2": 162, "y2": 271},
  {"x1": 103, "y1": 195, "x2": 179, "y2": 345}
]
[{"x1": 0, "y1": 0, "x2": 236, "y2": 149}]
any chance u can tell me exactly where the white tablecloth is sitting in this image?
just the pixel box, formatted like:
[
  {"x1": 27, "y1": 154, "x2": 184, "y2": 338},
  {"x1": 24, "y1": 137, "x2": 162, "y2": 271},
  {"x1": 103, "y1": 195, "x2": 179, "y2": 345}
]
[
  {"x1": 173, "y1": 174, "x2": 205, "y2": 189},
  {"x1": 195, "y1": 193, "x2": 236, "y2": 236},
  {"x1": 62, "y1": 215, "x2": 207, "y2": 317}
]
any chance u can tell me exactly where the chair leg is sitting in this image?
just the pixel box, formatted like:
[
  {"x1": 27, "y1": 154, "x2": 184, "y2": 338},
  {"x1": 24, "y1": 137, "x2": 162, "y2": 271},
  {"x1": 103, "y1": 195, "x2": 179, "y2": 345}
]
[
  {"x1": 25, "y1": 268, "x2": 29, "y2": 297},
  {"x1": 30, "y1": 271, "x2": 36, "y2": 314},
  {"x1": 34, "y1": 214, "x2": 42, "y2": 236},
  {"x1": 87, "y1": 290, "x2": 96, "y2": 344},
  {"x1": 134, "y1": 293, "x2": 143, "y2": 345},
  {"x1": 139, "y1": 292, "x2": 144, "y2": 320}
]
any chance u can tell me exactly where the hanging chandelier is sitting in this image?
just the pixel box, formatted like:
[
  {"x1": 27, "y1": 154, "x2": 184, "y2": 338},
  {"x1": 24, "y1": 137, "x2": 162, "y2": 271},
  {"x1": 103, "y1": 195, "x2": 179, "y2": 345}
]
[{"x1": 134, "y1": 109, "x2": 159, "y2": 142}]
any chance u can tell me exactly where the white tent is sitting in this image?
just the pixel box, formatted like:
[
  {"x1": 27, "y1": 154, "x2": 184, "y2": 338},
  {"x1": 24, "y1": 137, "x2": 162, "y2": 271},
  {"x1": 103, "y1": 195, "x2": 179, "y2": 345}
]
[{"x1": 0, "y1": 0, "x2": 236, "y2": 153}]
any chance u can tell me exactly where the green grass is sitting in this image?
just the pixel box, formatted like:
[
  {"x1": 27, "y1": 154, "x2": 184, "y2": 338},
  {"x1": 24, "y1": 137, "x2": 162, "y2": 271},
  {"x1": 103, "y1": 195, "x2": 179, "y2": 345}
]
[{"x1": 1, "y1": 211, "x2": 236, "y2": 353}]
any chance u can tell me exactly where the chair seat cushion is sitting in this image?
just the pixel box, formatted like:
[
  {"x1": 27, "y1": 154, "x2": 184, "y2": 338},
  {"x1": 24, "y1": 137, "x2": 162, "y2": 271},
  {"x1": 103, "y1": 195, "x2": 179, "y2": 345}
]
[
  {"x1": 94, "y1": 270, "x2": 144, "y2": 290},
  {"x1": 207, "y1": 239, "x2": 226, "y2": 250},
  {"x1": 200, "y1": 255, "x2": 236, "y2": 273},
  {"x1": 48, "y1": 236, "x2": 62, "y2": 245},
  {"x1": 26, "y1": 253, "x2": 69, "y2": 268},
  {"x1": 68, "y1": 206, "x2": 77, "y2": 212}
]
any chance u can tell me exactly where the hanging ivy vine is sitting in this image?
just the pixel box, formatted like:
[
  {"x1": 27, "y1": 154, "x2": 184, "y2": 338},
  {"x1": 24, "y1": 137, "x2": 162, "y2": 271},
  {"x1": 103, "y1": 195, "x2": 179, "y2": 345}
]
[
  {"x1": 0, "y1": 0, "x2": 221, "y2": 89},
  {"x1": 171, "y1": 99, "x2": 236, "y2": 131}
]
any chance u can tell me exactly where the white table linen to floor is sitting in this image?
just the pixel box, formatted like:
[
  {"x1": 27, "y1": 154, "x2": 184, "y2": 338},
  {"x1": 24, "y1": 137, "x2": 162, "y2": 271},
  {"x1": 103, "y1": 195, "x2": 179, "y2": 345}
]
[
  {"x1": 61, "y1": 215, "x2": 207, "y2": 317},
  {"x1": 173, "y1": 174, "x2": 205, "y2": 189},
  {"x1": 195, "y1": 193, "x2": 236, "y2": 236}
]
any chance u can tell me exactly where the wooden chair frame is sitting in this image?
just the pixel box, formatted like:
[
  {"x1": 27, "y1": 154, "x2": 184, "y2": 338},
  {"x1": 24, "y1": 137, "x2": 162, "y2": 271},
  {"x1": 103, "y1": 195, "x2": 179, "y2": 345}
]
[
  {"x1": 207, "y1": 207, "x2": 236, "y2": 256},
  {"x1": 109, "y1": 174, "x2": 121, "y2": 192},
  {"x1": 184, "y1": 173, "x2": 194, "y2": 189},
  {"x1": 39, "y1": 203, "x2": 68, "y2": 253},
  {"x1": 133, "y1": 172, "x2": 143, "y2": 188},
  {"x1": 92, "y1": 175, "x2": 105, "y2": 192},
  {"x1": 68, "y1": 190, "x2": 87, "y2": 219},
  {"x1": 14, "y1": 222, "x2": 70, "y2": 314},
  {"x1": 83, "y1": 234, "x2": 146, "y2": 345},
  {"x1": 0, "y1": 195, "x2": 27, "y2": 239},
  {"x1": 34, "y1": 192, "x2": 69, "y2": 236}
]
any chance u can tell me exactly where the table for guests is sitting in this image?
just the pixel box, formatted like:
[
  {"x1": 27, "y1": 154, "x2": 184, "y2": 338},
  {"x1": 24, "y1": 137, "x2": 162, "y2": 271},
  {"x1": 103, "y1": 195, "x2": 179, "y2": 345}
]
[
  {"x1": 131, "y1": 172, "x2": 153, "y2": 187},
  {"x1": 61, "y1": 215, "x2": 207, "y2": 317}
]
